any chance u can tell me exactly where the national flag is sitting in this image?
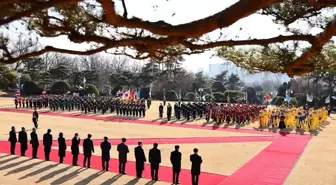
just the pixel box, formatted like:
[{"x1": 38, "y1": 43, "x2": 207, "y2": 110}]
[{"x1": 122, "y1": 90, "x2": 130, "y2": 100}]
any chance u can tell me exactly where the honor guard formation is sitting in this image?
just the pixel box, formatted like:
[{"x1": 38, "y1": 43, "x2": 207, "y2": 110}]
[
  {"x1": 159, "y1": 101, "x2": 329, "y2": 133},
  {"x1": 160, "y1": 101, "x2": 264, "y2": 125},
  {"x1": 14, "y1": 94, "x2": 149, "y2": 117}
]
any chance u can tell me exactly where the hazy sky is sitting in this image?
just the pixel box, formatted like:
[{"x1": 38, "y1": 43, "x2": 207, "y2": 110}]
[{"x1": 30, "y1": 0, "x2": 333, "y2": 76}]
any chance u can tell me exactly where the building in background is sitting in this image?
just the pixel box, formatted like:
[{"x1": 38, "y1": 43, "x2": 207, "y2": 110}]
[{"x1": 208, "y1": 63, "x2": 290, "y2": 84}]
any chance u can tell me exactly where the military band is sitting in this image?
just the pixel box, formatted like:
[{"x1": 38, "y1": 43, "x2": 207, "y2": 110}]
[{"x1": 163, "y1": 101, "x2": 263, "y2": 125}]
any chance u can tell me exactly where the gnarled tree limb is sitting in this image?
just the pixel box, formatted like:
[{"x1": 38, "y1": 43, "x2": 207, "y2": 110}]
[{"x1": 286, "y1": 16, "x2": 336, "y2": 76}]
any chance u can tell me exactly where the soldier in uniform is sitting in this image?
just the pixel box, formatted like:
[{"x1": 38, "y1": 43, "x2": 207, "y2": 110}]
[
  {"x1": 174, "y1": 103, "x2": 180, "y2": 120},
  {"x1": 14, "y1": 97, "x2": 18, "y2": 109},
  {"x1": 159, "y1": 103, "x2": 164, "y2": 119},
  {"x1": 167, "y1": 103, "x2": 172, "y2": 121},
  {"x1": 142, "y1": 102, "x2": 146, "y2": 117}
]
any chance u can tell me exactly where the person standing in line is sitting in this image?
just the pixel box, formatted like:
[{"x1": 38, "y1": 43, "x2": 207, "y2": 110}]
[
  {"x1": 32, "y1": 108, "x2": 39, "y2": 129},
  {"x1": 134, "y1": 141, "x2": 146, "y2": 178},
  {"x1": 100, "y1": 136, "x2": 111, "y2": 171},
  {"x1": 18, "y1": 127, "x2": 28, "y2": 156},
  {"x1": 8, "y1": 126, "x2": 17, "y2": 155},
  {"x1": 117, "y1": 138, "x2": 129, "y2": 174},
  {"x1": 149, "y1": 143, "x2": 161, "y2": 181},
  {"x1": 167, "y1": 103, "x2": 172, "y2": 121},
  {"x1": 159, "y1": 103, "x2": 164, "y2": 119},
  {"x1": 43, "y1": 129, "x2": 52, "y2": 161},
  {"x1": 190, "y1": 148, "x2": 203, "y2": 185},
  {"x1": 71, "y1": 133, "x2": 80, "y2": 166},
  {"x1": 30, "y1": 128, "x2": 39, "y2": 158},
  {"x1": 83, "y1": 134, "x2": 94, "y2": 168},
  {"x1": 58, "y1": 132, "x2": 67, "y2": 163},
  {"x1": 170, "y1": 145, "x2": 182, "y2": 185}
]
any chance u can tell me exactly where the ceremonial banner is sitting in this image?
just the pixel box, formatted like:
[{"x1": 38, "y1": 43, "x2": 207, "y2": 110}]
[
  {"x1": 129, "y1": 90, "x2": 135, "y2": 100},
  {"x1": 285, "y1": 95, "x2": 291, "y2": 102},
  {"x1": 15, "y1": 89, "x2": 20, "y2": 97},
  {"x1": 137, "y1": 91, "x2": 140, "y2": 99},
  {"x1": 306, "y1": 94, "x2": 313, "y2": 102},
  {"x1": 325, "y1": 95, "x2": 330, "y2": 104}
]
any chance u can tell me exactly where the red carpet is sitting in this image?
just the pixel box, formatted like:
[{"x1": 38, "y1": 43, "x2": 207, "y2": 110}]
[
  {"x1": 0, "y1": 108, "x2": 313, "y2": 185},
  {"x1": 218, "y1": 134, "x2": 311, "y2": 185}
]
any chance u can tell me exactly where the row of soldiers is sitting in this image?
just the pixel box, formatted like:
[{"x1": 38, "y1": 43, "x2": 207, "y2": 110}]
[
  {"x1": 14, "y1": 96, "x2": 46, "y2": 109},
  {"x1": 159, "y1": 102, "x2": 264, "y2": 124},
  {"x1": 14, "y1": 95, "x2": 152, "y2": 118},
  {"x1": 8, "y1": 127, "x2": 203, "y2": 185}
]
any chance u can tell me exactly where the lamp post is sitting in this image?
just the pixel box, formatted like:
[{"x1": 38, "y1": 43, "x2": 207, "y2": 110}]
[{"x1": 17, "y1": 73, "x2": 22, "y2": 96}]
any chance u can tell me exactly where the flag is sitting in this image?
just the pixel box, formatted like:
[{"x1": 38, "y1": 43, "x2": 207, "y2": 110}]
[
  {"x1": 325, "y1": 95, "x2": 330, "y2": 104},
  {"x1": 149, "y1": 90, "x2": 152, "y2": 98},
  {"x1": 137, "y1": 91, "x2": 140, "y2": 99},
  {"x1": 285, "y1": 95, "x2": 291, "y2": 102},
  {"x1": 332, "y1": 96, "x2": 336, "y2": 100},
  {"x1": 83, "y1": 77, "x2": 86, "y2": 83},
  {"x1": 306, "y1": 94, "x2": 313, "y2": 102},
  {"x1": 130, "y1": 90, "x2": 135, "y2": 100},
  {"x1": 20, "y1": 84, "x2": 24, "y2": 89},
  {"x1": 122, "y1": 90, "x2": 130, "y2": 100}
]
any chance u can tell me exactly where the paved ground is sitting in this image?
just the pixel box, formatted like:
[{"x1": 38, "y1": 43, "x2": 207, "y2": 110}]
[{"x1": 0, "y1": 98, "x2": 334, "y2": 185}]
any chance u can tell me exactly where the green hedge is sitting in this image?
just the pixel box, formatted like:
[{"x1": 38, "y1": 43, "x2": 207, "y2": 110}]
[
  {"x1": 86, "y1": 84, "x2": 99, "y2": 96},
  {"x1": 183, "y1": 92, "x2": 196, "y2": 101},
  {"x1": 204, "y1": 94, "x2": 214, "y2": 102},
  {"x1": 23, "y1": 81, "x2": 42, "y2": 96},
  {"x1": 212, "y1": 92, "x2": 226, "y2": 102},
  {"x1": 50, "y1": 80, "x2": 71, "y2": 94},
  {"x1": 166, "y1": 90, "x2": 178, "y2": 101},
  {"x1": 271, "y1": 96, "x2": 285, "y2": 106}
]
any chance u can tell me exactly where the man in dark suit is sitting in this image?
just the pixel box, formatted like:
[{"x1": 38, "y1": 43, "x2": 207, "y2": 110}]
[
  {"x1": 30, "y1": 128, "x2": 39, "y2": 158},
  {"x1": 83, "y1": 134, "x2": 94, "y2": 168},
  {"x1": 134, "y1": 141, "x2": 146, "y2": 178},
  {"x1": 190, "y1": 148, "x2": 203, "y2": 185},
  {"x1": 18, "y1": 127, "x2": 28, "y2": 156},
  {"x1": 117, "y1": 138, "x2": 129, "y2": 174},
  {"x1": 8, "y1": 126, "x2": 17, "y2": 155},
  {"x1": 159, "y1": 103, "x2": 164, "y2": 119},
  {"x1": 32, "y1": 108, "x2": 39, "y2": 129},
  {"x1": 71, "y1": 133, "x2": 80, "y2": 166},
  {"x1": 167, "y1": 103, "x2": 172, "y2": 121},
  {"x1": 100, "y1": 136, "x2": 111, "y2": 171},
  {"x1": 149, "y1": 143, "x2": 161, "y2": 181},
  {"x1": 43, "y1": 129, "x2": 53, "y2": 161},
  {"x1": 170, "y1": 145, "x2": 182, "y2": 185}
]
